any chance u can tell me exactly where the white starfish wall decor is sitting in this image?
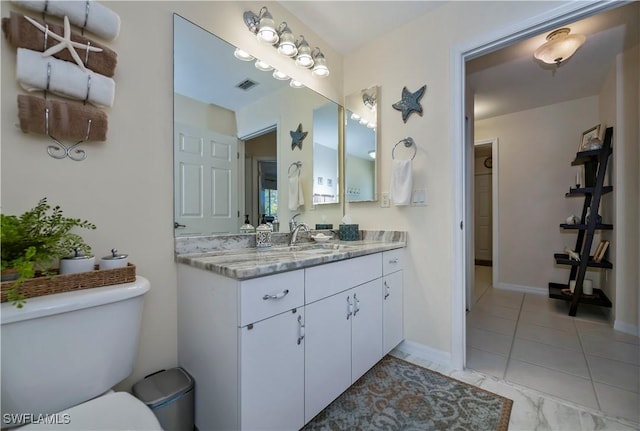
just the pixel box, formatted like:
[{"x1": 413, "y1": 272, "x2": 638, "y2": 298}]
[{"x1": 24, "y1": 15, "x2": 103, "y2": 72}]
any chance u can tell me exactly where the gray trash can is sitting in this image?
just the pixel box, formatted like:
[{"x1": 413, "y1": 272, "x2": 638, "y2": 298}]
[{"x1": 132, "y1": 367, "x2": 195, "y2": 431}]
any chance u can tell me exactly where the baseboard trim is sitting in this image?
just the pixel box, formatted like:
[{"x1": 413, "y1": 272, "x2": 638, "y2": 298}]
[
  {"x1": 395, "y1": 340, "x2": 452, "y2": 368},
  {"x1": 614, "y1": 320, "x2": 640, "y2": 337},
  {"x1": 496, "y1": 282, "x2": 546, "y2": 296}
]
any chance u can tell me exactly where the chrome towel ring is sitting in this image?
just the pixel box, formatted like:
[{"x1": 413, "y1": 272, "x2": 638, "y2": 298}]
[{"x1": 392, "y1": 137, "x2": 417, "y2": 160}]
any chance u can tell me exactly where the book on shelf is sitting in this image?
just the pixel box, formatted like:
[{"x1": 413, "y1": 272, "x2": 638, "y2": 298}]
[
  {"x1": 594, "y1": 240, "x2": 610, "y2": 263},
  {"x1": 592, "y1": 240, "x2": 605, "y2": 261}
]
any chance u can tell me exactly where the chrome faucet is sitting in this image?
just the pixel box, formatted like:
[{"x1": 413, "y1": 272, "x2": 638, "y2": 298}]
[
  {"x1": 289, "y1": 213, "x2": 301, "y2": 232},
  {"x1": 289, "y1": 223, "x2": 310, "y2": 246}
]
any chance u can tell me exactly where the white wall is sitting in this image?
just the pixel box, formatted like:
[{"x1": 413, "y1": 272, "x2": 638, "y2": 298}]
[
  {"x1": 3, "y1": 1, "x2": 635, "y2": 388},
  {"x1": 475, "y1": 97, "x2": 600, "y2": 292},
  {"x1": 342, "y1": 1, "x2": 579, "y2": 356},
  {"x1": 0, "y1": 1, "x2": 343, "y2": 390},
  {"x1": 345, "y1": 155, "x2": 375, "y2": 202}
]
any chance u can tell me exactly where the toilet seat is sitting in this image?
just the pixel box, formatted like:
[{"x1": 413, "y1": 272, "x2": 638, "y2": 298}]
[{"x1": 21, "y1": 392, "x2": 163, "y2": 430}]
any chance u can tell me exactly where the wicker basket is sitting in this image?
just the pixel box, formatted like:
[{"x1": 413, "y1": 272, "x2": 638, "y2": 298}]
[{"x1": 0, "y1": 263, "x2": 136, "y2": 303}]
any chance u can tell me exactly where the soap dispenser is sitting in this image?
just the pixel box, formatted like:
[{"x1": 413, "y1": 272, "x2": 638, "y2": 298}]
[
  {"x1": 240, "y1": 215, "x2": 255, "y2": 234},
  {"x1": 255, "y1": 214, "x2": 272, "y2": 248}
]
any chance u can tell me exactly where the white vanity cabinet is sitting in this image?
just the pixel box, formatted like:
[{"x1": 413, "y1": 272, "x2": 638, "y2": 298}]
[
  {"x1": 177, "y1": 265, "x2": 305, "y2": 431},
  {"x1": 382, "y1": 249, "x2": 405, "y2": 354},
  {"x1": 178, "y1": 247, "x2": 404, "y2": 430},
  {"x1": 303, "y1": 254, "x2": 383, "y2": 422}
]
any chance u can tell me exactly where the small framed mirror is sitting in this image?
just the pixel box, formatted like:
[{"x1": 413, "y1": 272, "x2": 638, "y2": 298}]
[
  {"x1": 312, "y1": 102, "x2": 340, "y2": 205},
  {"x1": 345, "y1": 86, "x2": 379, "y2": 202}
]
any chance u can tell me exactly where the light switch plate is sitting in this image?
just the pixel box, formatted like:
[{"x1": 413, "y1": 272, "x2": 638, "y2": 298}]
[
  {"x1": 381, "y1": 192, "x2": 390, "y2": 208},
  {"x1": 411, "y1": 189, "x2": 427, "y2": 206}
]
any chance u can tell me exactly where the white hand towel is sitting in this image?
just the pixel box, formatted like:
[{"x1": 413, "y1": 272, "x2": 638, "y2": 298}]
[
  {"x1": 391, "y1": 159, "x2": 413, "y2": 206},
  {"x1": 288, "y1": 174, "x2": 304, "y2": 211},
  {"x1": 17, "y1": 48, "x2": 115, "y2": 108},
  {"x1": 12, "y1": 0, "x2": 121, "y2": 41}
]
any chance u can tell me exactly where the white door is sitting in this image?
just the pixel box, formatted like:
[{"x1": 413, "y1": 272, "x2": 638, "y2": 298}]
[
  {"x1": 382, "y1": 271, "x2": 404, "y2": 355},
  {"x1": 240, "y1": 308, "x2": 305, "y2": 431},
  {"x1": 174, "y1": 122, "x2": 238, "y2": 235},
  {"x1": 351, "y1": 280, "x2": 383, "y2": 383},
  {"x1": 304, "y1": 292, "x2": 352, "y2": 423},
  {"x1": 474, "y1": 173, "x2": 492, "y2": 262}
]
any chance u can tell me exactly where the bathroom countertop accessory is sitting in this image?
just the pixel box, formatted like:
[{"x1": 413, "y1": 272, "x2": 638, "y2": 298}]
[
  {"x1": 311, "y1": 233, "x2": 331, "y2": 243},
  {"x1": 99, "y1": 249, "x2": 129, "y2": 270},
  {"x1": 59, "y1": 248, "x2": 95, "y2": 275}
]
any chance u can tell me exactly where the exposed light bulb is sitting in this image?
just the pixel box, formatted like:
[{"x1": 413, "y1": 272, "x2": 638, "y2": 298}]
[
  {"x1": 272, "y1": 70, "x2": 289, "y2": 80},
  {"x1": 233, "y1": 48, "x2": 254, "y2": 61},
  {"x1": 254, "y1": 59, "x2": 273, "y2": 71}
]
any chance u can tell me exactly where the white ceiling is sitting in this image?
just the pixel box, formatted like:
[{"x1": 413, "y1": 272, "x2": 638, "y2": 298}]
[{"x1": 279, "y1": 1, "x2": 639, "y2": 121}]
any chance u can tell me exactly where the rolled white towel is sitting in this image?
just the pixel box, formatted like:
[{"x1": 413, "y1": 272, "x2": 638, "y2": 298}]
[
  {"x1": 11, "y1": 0, "x2": 120, "y2": 41},
  {"x1": 17, "y1": 48, "x2": 115, "y2": 108},
  {"x1": 391, "y1": 159, "x2": 413, "y2": 206}
]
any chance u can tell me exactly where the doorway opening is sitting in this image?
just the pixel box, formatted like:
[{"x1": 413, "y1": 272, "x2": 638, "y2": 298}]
[
  {"x1": 452, "y1": 2, "x2": 621, "y2": 370},
  {"x1": 242, "y1": 128, "x2": 277, "y2": 229}
]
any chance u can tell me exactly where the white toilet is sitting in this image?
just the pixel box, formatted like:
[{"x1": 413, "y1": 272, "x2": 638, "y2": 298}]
[{"x1": 1, "y1": 276, "x2": 162, "y2": 430}]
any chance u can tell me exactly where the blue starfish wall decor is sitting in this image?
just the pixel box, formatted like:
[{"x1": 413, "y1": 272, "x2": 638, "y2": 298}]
[
  {"x1": 392, "y1": 85, "x2": 427, "y2": 123},
  {"x1": 290, "y1": 123, "x2": 308, "y2": 150}
]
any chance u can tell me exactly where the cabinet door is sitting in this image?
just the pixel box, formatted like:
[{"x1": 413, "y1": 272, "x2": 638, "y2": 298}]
[
  {"x1": 383, "y1": 271, "x2": 404, "y2": 354},
  {"x1": 304, "y1": 292, "x2": 352, "y2": 423},
  {"x1": 351, "y1": 279, "x2": 383, "y2": 382},
  {"x1": 240, "y1": 308, "x2": 305, "y2": 431}
]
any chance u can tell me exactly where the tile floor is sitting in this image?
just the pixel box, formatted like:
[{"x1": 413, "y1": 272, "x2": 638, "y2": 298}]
[{"x1": 463, "y1": 265, "x2": 639, "y2": 427}]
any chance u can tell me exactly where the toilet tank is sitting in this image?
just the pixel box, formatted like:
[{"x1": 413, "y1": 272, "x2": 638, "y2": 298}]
[{"x1": 1, "y1": 277, "x2": 150, "y2": 421}]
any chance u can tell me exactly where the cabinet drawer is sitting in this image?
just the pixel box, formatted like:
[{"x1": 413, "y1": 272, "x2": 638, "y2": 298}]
[
  {"x1": 383, "y1": 249, "x2": 405, "y2": 275},
  {"x1": 240, "y1": 270, "x2": 304, "y2": 326},
  {"x1": 306, "y1": 254, "x2": 382, "y2": 304}
]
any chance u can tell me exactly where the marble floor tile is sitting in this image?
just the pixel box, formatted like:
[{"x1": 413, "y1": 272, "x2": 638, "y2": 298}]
[
  {"x1": 506, "y1": 359, "x2": 599, "y2": 410},
  {"x1": 579, "y1": 410, "x2": 640, "y2": 430},
  {"x1": 511, "y1": 337, "x2": 590, "y2": 378}
]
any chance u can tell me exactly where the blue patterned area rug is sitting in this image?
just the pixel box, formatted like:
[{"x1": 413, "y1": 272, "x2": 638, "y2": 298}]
[{"x1": 303, "y1": 355, "x2": 512, "y2": 431}]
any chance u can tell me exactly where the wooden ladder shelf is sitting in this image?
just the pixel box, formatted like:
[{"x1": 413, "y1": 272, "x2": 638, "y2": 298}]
[{"x1": 548, "y1": 126, "x2": 614, "y2": 316}]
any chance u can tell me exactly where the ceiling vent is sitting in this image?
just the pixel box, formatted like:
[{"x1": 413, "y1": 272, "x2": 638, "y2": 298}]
[{"x1": 236, "y1": 79, "x2": 258, "y2": 91}]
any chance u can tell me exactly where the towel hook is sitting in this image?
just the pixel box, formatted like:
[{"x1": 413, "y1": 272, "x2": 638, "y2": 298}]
[
  {"x1": 288, "y1": 161, "x2": 302, "y2": 176},
  {"x1": 392, "y1": 137, "x2": 417, "y2": 160},
  {"x1": 45, "y1": 107, "x2": 91, "y2": 161}
]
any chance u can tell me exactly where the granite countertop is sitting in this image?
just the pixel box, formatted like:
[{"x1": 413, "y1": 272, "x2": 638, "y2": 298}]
[{"x1": 176, "y1": 230, "x2": 406, "y2": 280}]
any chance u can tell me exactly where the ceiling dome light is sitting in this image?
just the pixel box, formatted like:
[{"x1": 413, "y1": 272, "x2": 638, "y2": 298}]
[
  {"x1": 534, "y1": 28, "x2": 585, "y2": 65},
  {"x1": 295, "y1": 36, "x2": 314, "y2": 68},
  {"x1": 311, "y1": 48, "x2": 329, "y2": 77},
  {"x1": 289, "y1": 79, "x2": 304, "y2": 89},
  {"x1": 254, "y1": 59, "x2": 273, "y2": 71},
  {"x1": 276, "y1": 22, "x2": 298, "y2": 57},
  {"x1": 272, "y1": 70, "x2": 289, "y2": 80},
  {"x1": 233, "y1": 48, "x2": 254, "y2": 61},
  {"x1": 256, "y1": 7, "x2": 278, "y2": 44}
]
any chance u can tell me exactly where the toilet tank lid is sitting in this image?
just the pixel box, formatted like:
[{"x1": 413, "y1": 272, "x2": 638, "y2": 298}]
[{"x1": 1, "y1": 276, "x2": 150, "y2": 325}]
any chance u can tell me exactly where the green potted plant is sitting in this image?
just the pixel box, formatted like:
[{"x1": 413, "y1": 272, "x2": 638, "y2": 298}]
[{"x1": 1, "y1": 198, "x2": 96, "y2": 307}]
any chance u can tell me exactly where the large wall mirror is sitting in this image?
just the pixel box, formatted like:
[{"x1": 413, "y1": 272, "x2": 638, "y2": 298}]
[
  {"x1": 345, "y1": 86, "x2": 379, "y2": 202},
  {"x1": 173, "y1": 14, "x2": 341, "y2": 236}
]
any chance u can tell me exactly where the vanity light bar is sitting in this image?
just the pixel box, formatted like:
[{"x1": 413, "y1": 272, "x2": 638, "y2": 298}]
[{"x1": 243, "y1": 6, "x2": 329, "y2": 78}]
